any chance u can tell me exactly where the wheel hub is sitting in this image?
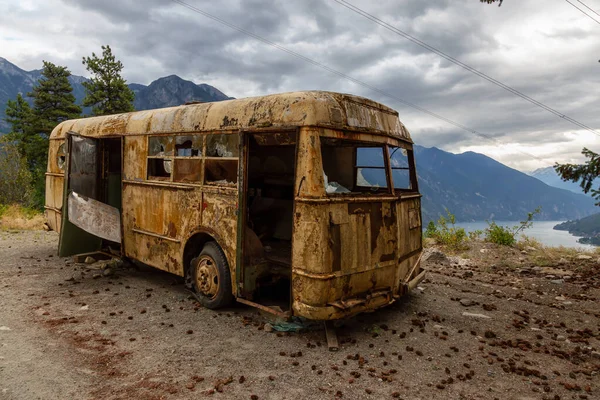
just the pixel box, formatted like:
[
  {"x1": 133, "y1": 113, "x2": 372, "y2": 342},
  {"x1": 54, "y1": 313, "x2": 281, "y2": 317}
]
[{"x1": 195, "y1": 255, "x2": 219, "y2": 299}]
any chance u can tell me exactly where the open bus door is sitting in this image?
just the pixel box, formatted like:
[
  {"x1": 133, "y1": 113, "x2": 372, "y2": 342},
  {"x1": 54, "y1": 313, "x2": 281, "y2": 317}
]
[{"x1": 58, "y1": 133, "x2": 122, "y2": 257}]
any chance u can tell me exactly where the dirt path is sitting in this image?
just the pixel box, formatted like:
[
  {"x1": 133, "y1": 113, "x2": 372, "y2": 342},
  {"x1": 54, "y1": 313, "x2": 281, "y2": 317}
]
[{"x1": 0, "y1": 231, "x2": 598, "y2": 400}]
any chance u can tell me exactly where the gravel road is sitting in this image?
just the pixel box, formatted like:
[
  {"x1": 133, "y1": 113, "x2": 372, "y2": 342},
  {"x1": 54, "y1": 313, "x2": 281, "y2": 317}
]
[{"x1": 0, "y1": 231, "x2": 598, "y2": 400}]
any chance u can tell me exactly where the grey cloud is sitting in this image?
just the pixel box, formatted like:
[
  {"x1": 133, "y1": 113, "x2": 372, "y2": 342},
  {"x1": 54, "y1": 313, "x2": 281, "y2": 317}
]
[{"x1": 0, "y1": 0, "x2": 597, "y2": 169}]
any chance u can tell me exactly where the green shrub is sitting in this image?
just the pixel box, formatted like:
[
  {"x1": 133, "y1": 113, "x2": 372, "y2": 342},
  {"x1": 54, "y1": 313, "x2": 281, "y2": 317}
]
[
  {"x1": 468, "y1": 229, "x2": 483, "y2": 241},
  {"x1": 424, "y1": 220, "x2": 438, "y2": 238},
  {"x1": 424, "y1": 209, "x2": 468, "y2": 251},
  {"x1": 485, "y1": 222, "x2": 516, "y2": 246},
  {"x1": 485, "y1": 207, "x2": 541, "y2": 246}
]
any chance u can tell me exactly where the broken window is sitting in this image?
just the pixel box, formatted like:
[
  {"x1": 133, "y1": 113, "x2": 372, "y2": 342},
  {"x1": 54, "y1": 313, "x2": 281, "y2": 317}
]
[
  {"x1": 389, "y1": 146, "x2": 412, "y2": 190},
  {"x1": 321, "y1": 138, "x2": 389, "y2": 195},
  {"x1": 206, "y1": 134, "x2": 239, "y2": 157},
  {"x1": 147, "y1": 135, "x2": 204, "y2": 183},
  {"x1": 205, "y1": 134, "x2": 239, "y2": 185},
  {"x1": 173, "y1": 135, "x2": 202, "y2": 183},
  {"x1": 148, "y1": 136, "x2": 174, "y2": 156},
  {"x1": 147, "y1": 136, "x2": 173, "y2": 181},
  {"x1": 57, "y1": 142, "x2": 66, "y2": 171},
  {"x1": 175, "y1": 135, "x2": 202, "y2": 157},
  {"x1": 148, "y1": 158, "x2": 171, "y2": 181}
]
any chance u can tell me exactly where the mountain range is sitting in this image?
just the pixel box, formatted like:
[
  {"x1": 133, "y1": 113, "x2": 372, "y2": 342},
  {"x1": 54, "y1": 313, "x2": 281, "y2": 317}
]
[
  {"x1": 1, "y1": 57, "x2": 597, "y2": 223},
  {"x1": 414, "y1": 146, "x2": 596, "y2": 223},
  {"x1": 528, "y1": 166, "x2": 593, "y2": 197},
  {"x1": 0, "y1": 57, "x2": 231, "y2": 132}
]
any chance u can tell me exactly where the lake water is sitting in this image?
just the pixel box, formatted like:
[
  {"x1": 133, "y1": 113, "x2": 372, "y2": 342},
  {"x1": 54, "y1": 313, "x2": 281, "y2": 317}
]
[{"x1": 451, "y1": 221, "x2": 596, "y2": 250}]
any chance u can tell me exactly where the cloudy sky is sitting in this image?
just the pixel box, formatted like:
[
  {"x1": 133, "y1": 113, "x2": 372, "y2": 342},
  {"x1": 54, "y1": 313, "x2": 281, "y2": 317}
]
[{"x1": 1, "y1": 0, "x2": 599, "y2": 171}]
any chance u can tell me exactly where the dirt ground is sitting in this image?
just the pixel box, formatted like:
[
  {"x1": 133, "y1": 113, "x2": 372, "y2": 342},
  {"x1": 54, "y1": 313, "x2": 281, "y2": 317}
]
[{"x1": 1, "y1": 231, "x2": 599, "y2": 400}]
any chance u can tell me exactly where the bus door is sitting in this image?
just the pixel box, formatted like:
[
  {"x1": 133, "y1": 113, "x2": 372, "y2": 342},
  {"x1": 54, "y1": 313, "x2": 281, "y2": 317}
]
[{"x1": 58, "y1": 133, "x2": 122, "y2": 257}]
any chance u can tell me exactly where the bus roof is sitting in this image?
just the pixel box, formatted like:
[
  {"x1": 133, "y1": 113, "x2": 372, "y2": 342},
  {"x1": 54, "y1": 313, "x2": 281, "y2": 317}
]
[{"x1": 50, "y1": 91, "x2": 412, "y2": 142}]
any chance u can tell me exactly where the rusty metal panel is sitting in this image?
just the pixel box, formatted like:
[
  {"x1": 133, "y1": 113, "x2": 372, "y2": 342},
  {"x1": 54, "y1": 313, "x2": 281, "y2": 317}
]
[
  {"x1": 409, "y1": 207, "x2": 420, "y2": 230},
  {"x1": 120, "y1": 179, "x2": 238, "y2": 280},
  {"x1": 123, "y1": 136, "x2": 146, "y2": 180},
  {"x1": 67, "y1": 192, "x2": 121, "y2": 242},
  {"x1": 45, "y1": 175, "x2": 64, "y2": 211},
  {"x1": 122, "y1": 183, "x2": 185, "y2": 275},
  {"x1": 294, "y1": 128, "x2": 327, "y2": 198},
  {"x1": 292, "y1": 205, "x2": 329, "y2": 274},
  {"x1": 49, "y1": 91, "x2": 413, "y2": 144}
]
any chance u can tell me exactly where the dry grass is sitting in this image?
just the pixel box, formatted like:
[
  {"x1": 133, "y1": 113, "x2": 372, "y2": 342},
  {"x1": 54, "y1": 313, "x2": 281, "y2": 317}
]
[{"x1": 0, "y1": 204, "x2": 45, "y2": 230}]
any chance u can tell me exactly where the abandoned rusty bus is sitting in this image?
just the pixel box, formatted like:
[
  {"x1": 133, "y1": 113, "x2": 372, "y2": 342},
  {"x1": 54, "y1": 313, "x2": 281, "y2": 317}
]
[{"x1": 44, "y1": 91, "x2": 424, "y2": 320}]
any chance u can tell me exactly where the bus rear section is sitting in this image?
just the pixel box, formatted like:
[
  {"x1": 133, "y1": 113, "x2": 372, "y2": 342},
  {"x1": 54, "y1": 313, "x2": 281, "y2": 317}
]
[{"x1": 290, "y1": 127, "x2": 423, "y2": 320}]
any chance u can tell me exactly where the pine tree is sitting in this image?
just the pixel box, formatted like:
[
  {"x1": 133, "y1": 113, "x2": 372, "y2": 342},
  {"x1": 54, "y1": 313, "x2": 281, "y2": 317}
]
[
  {"x1": 25, "y1": 61, "x2": 81, "y2": 208},
  {"x1": 5, "y1": 93, "x2": 40, "y2": 170},
  {"x1": 29, "y1": 61, "x2": 82, "y2": 138},
  {"x1": 5, "y1": 93, "x2": 33, "y2": 140},
  {"x1": 555, "y1": 149, "x2": 600, "y2": 206},
  {"x1": 82, "y1": 45, "x2": 135, "y2": 115}
]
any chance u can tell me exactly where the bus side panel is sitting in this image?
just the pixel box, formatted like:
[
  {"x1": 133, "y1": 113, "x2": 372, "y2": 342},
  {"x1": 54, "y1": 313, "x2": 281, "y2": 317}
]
[
  {"x1": 395, "y1": 197, "x2": 422, "y2": 279},
  {"x1": 121, "y1": 186, "x2": 239, "y2": 279},
  {"x1": 123, "y1": 136, "x2": 146, "y2": 181},
  {"x1": 122, "y1": 184, "x2": 184, "y2": 274},
  {"x1": 198, "y1": 191, "x2": 238, "y2": 284}
]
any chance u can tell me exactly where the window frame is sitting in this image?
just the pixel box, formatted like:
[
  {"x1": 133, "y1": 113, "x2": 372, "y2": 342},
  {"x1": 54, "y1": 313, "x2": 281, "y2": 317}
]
[
  {"x1": 387, "y1": 145, "x2": 417, "y2": 192},
  {"x1": 320, "y1": 137, "x2": 393, "y2": 196},
  {"x1": 203, "y1": 133, "x2": 239, "y2": 186},
  {"x1": 145, "y1": 133, "x2": 239, "y2": 187},
  {"x1": 353, "y1": 145, "x2": 392, "y2": 193}
]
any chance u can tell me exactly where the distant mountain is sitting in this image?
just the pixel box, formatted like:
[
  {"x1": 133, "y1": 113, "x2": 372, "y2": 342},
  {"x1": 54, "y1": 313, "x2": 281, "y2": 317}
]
[
  {"x1": 414, "y1": 146, "x2": 597, "y2": 223},
  {"x1": 131, "y1": 75, "x2": 232, "y2": 110},
  {"x1": 529, "y1": 166, "x2": 591, "y2": 196},
  {"x1": 0, "y1": 57, "x2": 231, "y2": 132}
]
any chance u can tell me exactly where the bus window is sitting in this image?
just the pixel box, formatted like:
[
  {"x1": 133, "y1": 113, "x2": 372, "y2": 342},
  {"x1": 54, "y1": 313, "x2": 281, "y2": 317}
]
[
  {"x1": 173, "y1": 135, "x2": 203, "y2": 183},
  {"x1": 321, "y1": 138, "x2": 388, "y2": 194},
  {"x1": 57, "y1": 143, "x2": 66, "y2": 171},
  {"x1": 148, "y1": 136, "x2": 173, "y2": 181},
  {"x1": 205, "y1": 134, "x2": 239, "y2": 185},
  {"x1": 389, "y1": 146, "x2": 412, "y2": 190},
  {"x1": 355, "y1": 147, "x2": 387, "y2": 189},
  {"x1": 148, "y1": 136, "x2": 174, "y2": 156},
  {"x1": 175, "y1": 135, "x2": 202, "y2": 157}
]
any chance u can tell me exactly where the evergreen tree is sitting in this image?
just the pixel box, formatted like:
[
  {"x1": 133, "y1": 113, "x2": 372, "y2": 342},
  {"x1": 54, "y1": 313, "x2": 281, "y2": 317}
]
[
  {"x1": 555, "y1": 149, "x2": 600, "y2": 206},
  {"x1": 82, "y1": 45, "x2": 135, "y2": 115},
  {"x1": 5, "y1": 93, "x2": 33, "y2": 140},
  {"x1": 29, "y1": 61, "x2": 82, "y2": 138},
  {"x1": 25, "y1": 61, "x2": 81, "y2": 208}
]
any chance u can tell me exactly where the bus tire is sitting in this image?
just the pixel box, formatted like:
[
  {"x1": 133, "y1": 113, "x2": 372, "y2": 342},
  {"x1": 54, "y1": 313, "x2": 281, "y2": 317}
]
[{"x1": 191, "y1": 241, "x2": 233, "y2": 309}]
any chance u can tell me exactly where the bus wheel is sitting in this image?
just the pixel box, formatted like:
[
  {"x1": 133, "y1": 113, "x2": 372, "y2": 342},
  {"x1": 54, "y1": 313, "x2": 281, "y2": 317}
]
[{"x1": 191, "y1": 241, "x2": 233, "y2": 309}]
